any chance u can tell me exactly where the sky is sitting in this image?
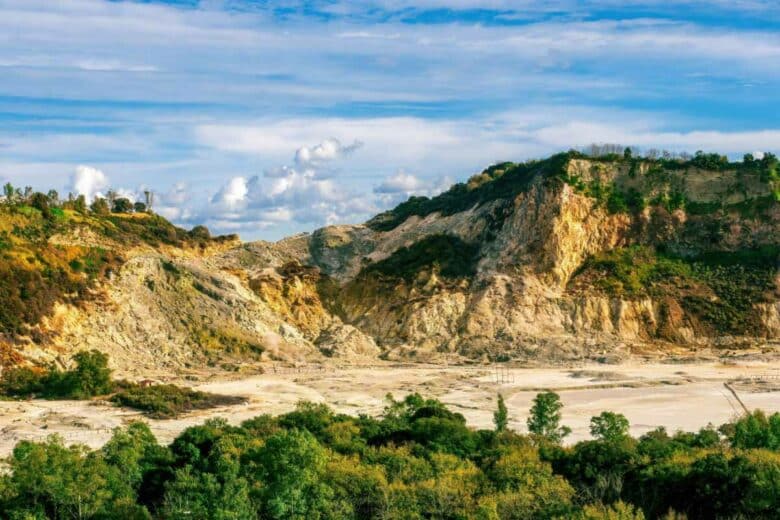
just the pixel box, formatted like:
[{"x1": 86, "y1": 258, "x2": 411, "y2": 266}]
[{"x1": 1, "y1": 0, "x2": 779, "y2": 241}]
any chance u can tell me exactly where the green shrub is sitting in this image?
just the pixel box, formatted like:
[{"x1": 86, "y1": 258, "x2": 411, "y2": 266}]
[
  {"x1": 111, "y1": 384, "x2": 245, "y2": 419},
  {"x1": 361, "y1": 234, "x2": 479, "y2": 282},
  {"x1": 0, "y1": 349, "x2": 113, "y2": 399},
  {"x1": 571, "y1": 246, "x2": 779, "y2": 335}
]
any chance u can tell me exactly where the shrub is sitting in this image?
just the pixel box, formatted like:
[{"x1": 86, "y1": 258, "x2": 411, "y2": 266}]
[
  {"x1": 361, "y1": 234, "x2": 479, "y2": 282},
  {"x1": 111, "y1": 384, "x2": 245, "y2": 419},
  {"x1": 0, "y1": 349, "x2": 113, "y2": 399}
]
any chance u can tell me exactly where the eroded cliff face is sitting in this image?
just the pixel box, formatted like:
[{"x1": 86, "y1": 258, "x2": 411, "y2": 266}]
[
  {"x1": 9, "y1": 154, "x2": 780, "y2": 370},
  {"x1": 231, "y1": 155, "x2": 779, "y2": 362}
]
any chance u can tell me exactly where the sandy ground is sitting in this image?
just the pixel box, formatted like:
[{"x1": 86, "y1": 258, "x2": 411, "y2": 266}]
[{"x1": 1, "y1": 360, "x2": 780, "y2": 454}]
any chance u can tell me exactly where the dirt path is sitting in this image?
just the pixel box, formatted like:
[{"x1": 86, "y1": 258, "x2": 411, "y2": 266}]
[{"x1": 1, "y1": 361, "x2": 779, "y2": 453}]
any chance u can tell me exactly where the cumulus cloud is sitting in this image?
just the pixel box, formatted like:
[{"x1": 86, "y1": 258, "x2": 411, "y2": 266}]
[
  {"x1": 199, "y1": 133, "x2": 377, "y2": 231},
  {"x1": 69, "y1": 165, "x2": 108, "y2": 202},
  {"x1": 294, "y1": 138, "x2": 362, "y2": 166},
  {"x1": 211, "y1": 176, "x2": 249, "y2": 210}
]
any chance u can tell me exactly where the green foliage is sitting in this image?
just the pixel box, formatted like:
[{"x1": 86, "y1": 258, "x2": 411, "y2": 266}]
[
  {"x1": 689, "y1": 150, "x2": 730, "y2": 170},
  {"x1": 111, "y1": 384, "x2": 245, "y2": 419},
  {"x1": 727, "y1": 411, "x2": 780, "y2": 450},
  {"x1": 112, "y1": 198, "x2": 133, "y2": 213},
  {"x1": 29, "y1": 193, "x2": 52, "y2": 220},
  {"x1": 572, "y1": 245, "x2": 779, "y2": 335},
  {"x1": 0, "y1": 435, "x2": 143, "y2": 519},
  {"x1": 527, "y1": 392, "x2": 571, "y2": 443},
  {"x1": 494, "y1": 394, "x2": 508, "y2": 432},
  {"x1": 0, "y1": 349, "x2": 112, "y2": 399},
  {"x1": 90, "y1": 197, "x2": 110, "y2": 215},
  {"x1": 188, "y1": 225, "x2": 211, "y2": 241},
  {"x1": 67, "y1": 350, "x2": 113, "y2": 398},
  {"x1": 2, "y1": 396, "x2": 780, "y2": 520},
  {"x1": 590, "y1": 412, "x2": 630, "y2": 442},
  {"x1": 567, "y1": 501, "x2": 646, "y2": 519},
  {"x1": 250, "y1": 429, "x2": 334, "y2": 519},
  {"x1": 361, "y1": 234, "x2": 479, "y2": 282}
]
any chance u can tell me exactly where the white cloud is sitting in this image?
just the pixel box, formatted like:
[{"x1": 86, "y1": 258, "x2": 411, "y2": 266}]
[
  {"x1": 211, "y1": 176, "x2": 249, "y2": 209},
  {"x1": 153, "y1": 182, "x2": 191, "y2": 221},
  {"x1": 373, "y1": 171, "x2": 454, "y2": 209},
  {"x1": 2, "y1": 0, "x2": 780, "y2": 242},
  {"x1": 374, "y1": 170, "x2": 426, "y2": 194},
  {"x1": 294, "y1": 138, "x2": 362, "y2": 166},
  {"x1": 69, "y1": 165, "x2": 108, "y2": 202}
]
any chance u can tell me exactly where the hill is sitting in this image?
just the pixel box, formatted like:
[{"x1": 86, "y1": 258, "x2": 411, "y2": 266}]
[{"x1": 1, "y1": 150, "x2": 779, "y2": 373}]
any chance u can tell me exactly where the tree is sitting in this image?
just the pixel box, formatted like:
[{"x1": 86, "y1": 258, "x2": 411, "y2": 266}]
[
  {"x1": 106, "y1": 189, "x2": 117, "y2": 208},
  {"x1": 30, "y1": 192, "x2": 52, "y2": 220},
  {"x1": 102, "y1": 422, "x2": 159, "y2": 492},
  {"x1": 3, "y1": 182, "x2": 14, "y2": 204},
  {"x1": 488, "y1": 445, "x2": 574, "y2": 518},
  {"x1": 325, "y1": 456, "x2": 389, "y2": 519},
  {"x1": 67, "y1": 350, "x2": 113, "y2": 398},
  {"x1": 161, "y1": 466, "x2": 254, "y2": 520},
  {"x1": 494, "y1": 394, "x2": 508, "y2": 432},
  {"x1": 2, "y1": 436, "x2": 127, "y2": 519},
  {"x1": 47, "y1": 189, "x2": 59, "y2": 206},
  {"x1": 250, "y1": 429, "x2": 335, "y2": 519},
  {"x1": 73, "y1": 194, "x2": 87, "y2": 214},
  {"x1": 624, "y1": 147, "x2": 633, "y2": 160},
  {"x1": 590, "y1": 412, "x2": 630, "y2": 442},
  {"x1": 527, "y1": 392, "x2": 570, "y2": 443},
  {"x1": 112, "y1": 198, "x2": 133, "y2": 213},
  {"x1": 189, "y1": 225, "x2": 211, "y2": 241},
  {"x1": 90, "y1": 197, "x2": 110, "y2": 215},
  {"x1": 133, "y1": 202, "x2": 147, "y2": 213},
  {"x1": 728, "y1": 410, "x2": 780, "y2": 450},
  {"x1": 570, "y1": 500, "x2": 646, "y2": 519}
]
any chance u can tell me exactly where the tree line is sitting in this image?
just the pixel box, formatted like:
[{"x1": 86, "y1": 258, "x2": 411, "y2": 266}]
[
  {"x1": 1, "y1": 387, "x2": 779, "y2": 519},
  {"x1": 2, "y1": 182, "x2": 155, "y2": 218}
]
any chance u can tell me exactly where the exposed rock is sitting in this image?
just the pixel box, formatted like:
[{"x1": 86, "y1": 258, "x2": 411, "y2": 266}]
[{"x1": 8, "y1": 154, "x2": 780, "y2": 370}]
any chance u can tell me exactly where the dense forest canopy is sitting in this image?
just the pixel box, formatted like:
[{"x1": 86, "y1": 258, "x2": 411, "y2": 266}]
[{"x1": 1, "y1": 390, "x2": 779, "y2": 519}]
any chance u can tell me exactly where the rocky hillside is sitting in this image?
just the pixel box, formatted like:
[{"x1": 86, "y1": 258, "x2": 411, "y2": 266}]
[
  {"x1": 2, "y1": 150, "x2": 779, "y2": 372},
  {"x1": 225, "y1": 151, "x2": 780, "y2": 362}
]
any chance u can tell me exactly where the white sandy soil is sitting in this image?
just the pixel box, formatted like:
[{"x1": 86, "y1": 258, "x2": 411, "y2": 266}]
[{"x1": 1, "y1": 361, "x2": 779, "y2": 454}]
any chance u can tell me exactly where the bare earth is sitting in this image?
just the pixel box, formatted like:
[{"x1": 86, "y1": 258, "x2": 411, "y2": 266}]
[{"x1": 2, "y1": 360, "x2": 780, "y2": 454}]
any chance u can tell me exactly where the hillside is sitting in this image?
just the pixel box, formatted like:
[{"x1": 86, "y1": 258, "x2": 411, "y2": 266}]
[
  {"x1": 229, "y1": 150, "x2": 780, "y2": 362},
  {"x1": 2, "y1": 150, "x2": 779, "y2": 372}
]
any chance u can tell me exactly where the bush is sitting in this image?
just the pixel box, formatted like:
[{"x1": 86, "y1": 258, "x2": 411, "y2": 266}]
[
  {"x1": 361, "y1": 234, "x2": 479, "y2": 282},
  {"x1": 0, "y1": 349, "x2": 113, "y2": 399},
  {"x1": 111, "y1": 384, "x2": 245, "y2": 419}
]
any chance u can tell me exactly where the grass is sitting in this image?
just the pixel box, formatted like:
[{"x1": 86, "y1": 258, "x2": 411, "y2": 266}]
[{"x1": 111, "y1": 383, "x2": 245, "y2": 419}]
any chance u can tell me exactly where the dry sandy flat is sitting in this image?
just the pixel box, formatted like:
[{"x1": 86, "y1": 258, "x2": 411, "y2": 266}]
[{"x1": 1, "y1": 360, "x2": 780, "y2": 454}]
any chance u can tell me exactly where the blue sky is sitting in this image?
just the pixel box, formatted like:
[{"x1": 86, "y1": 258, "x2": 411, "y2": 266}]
[{"x1": 1, "y1": 0, "x2": 779, "y2": 240}]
